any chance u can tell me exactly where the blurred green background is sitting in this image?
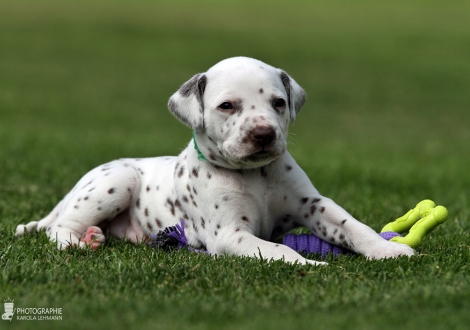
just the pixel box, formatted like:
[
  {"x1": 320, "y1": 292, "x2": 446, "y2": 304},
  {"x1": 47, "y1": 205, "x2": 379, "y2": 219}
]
[{"x1": 1, "y1": 1, "x2": 469, "y2": 329}]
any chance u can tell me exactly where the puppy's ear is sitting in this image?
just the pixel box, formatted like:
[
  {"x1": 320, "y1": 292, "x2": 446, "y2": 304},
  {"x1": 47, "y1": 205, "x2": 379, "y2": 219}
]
[
  {"x1": 279, "y1": 71, "x2": 307, "y2": 122},
  {"x1": 168, "y1": 74, "x2": 207, "y2": 132}
]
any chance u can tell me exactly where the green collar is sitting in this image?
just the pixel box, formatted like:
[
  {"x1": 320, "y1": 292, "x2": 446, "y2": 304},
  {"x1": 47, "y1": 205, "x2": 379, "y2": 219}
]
[{"x1": 192, "y1": 131, "x2": 206, "y2": 161}]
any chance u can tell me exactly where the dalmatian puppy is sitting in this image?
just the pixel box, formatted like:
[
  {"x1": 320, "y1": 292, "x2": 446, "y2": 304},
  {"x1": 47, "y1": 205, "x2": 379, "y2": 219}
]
[{"x1": 15, "y1": 57, "x2": 414, "y2": 265}]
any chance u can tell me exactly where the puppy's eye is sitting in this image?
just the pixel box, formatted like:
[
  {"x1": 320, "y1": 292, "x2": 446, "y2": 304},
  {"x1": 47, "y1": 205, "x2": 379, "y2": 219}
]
[
  {"x1": 218, "y1": 102, "x2": 233, "y2": 110},
  {"x1": 273, "y1": 98, "x2": 286, "y2": 109}
]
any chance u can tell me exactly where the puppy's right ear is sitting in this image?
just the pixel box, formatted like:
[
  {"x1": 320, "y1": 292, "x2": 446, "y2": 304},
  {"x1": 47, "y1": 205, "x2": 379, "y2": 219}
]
[{"x1": 168, "y1": 74, "x2": 207, "y2": 132}]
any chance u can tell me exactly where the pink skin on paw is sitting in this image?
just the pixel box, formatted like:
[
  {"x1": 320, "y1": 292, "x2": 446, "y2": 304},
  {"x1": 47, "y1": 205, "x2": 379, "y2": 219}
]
[{"x1": 80, "y1": 226, "x2": 105, "y2": 250}]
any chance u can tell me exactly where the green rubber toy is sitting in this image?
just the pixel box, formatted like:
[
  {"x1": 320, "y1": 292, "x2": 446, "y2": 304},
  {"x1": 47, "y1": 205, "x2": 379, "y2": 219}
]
[{"x1": 380, "y1": 199, "x2": 448, "y2": 248}]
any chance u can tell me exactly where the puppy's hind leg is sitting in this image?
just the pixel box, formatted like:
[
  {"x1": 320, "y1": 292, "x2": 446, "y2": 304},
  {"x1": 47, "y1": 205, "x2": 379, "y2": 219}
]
[{"x1": 29, "y1": 161, "x2": 139, "y2": 249}]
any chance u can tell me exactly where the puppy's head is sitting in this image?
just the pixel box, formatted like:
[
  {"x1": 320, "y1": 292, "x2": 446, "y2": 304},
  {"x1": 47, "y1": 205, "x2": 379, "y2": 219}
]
[{"x1": 168, "y1": 57, "x2": 306, "y2": 169}]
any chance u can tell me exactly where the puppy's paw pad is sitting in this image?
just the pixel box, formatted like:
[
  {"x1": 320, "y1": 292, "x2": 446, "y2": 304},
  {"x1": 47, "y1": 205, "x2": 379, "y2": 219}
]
[{"x1": 80, "y1": 226, "x2": 105, "y2": 250}]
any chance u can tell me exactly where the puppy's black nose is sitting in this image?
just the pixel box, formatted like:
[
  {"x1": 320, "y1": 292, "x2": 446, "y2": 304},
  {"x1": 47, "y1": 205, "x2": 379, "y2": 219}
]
[{"x1": 250, "y1": 126, "x2": 276, "y2": 147}]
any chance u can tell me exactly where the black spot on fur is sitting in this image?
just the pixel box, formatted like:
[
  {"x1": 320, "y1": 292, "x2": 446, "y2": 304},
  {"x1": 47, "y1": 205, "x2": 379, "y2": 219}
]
[
  {"x1": 182, "y1": 196, "x2": 189, "y2": 203},
  {"x1": 241, "y1": 216, "x2": 249, "y2": 222},
  {"x1": 238, "y1": 237, "x2": 243, "y2": 244},
  {"x1": 214, "y1": 231, "x2": 218, "y2": 236},
  {"x1": 341, "y1": 219, "x2": 347, "y2": 226},
  {"x1": 300, "y1": 197, "x2": 309, "y2": 204},
  {"x1": 285, "y1": 165, "x2": 292, "y2": 171},
  {"x1": 147, "y1": 223, "x2": 153, "y2": 231},
  {"x1": 259, "y1": 88, "x2": 264, "y2": 94},
  {"x1": 146, "y1": 186, "x2": 150, "y2": 192},
  {"x1": 136, "y1": 199, "x2": 140, "y2": 209},
  {"x1": 178, "y1": 166, "x2": 184, "y2": 178},
  {"x1": 108, "y1": 188, "x2": 115, "y2": 194},
  {"x1": 83, "y1": 180, "x2": 93, "y2": 188},
  {"x1": 145, "y1": 208, "x2": 149, "y2": 217},
  {"x1": 175, "y1": 199, "x2": 183, "y2": 212},
  {"x1": 74, "y1": 205, "x2": 79, "y2": 209},
  {"x1": 166, "y1": 198, "x2": 175, "y2": 216},
  {"x1": 310, "y1": 205, "x2": 316, "y2": 215},
  {"x1": 215, "y1": 204, "x2": 219, "y2": 209},
  {"x1": 320, "y1": 207, "x2": 325, "y2": 213},
  {"x1": 84, "y1": 196, "x2": 89, "y2": 200},
  {"x1": 155, "y1": 219, "x2": 162, "y2": 228},
  {"x1": 312, "y1": 198, "x2": 321, "y2": 203},
  {"x1": 207, "y1": 172, "x2": 212, "y2": 179},
  {"x1": 192, "y1": 167, "x2": 199, "y2": 178}
]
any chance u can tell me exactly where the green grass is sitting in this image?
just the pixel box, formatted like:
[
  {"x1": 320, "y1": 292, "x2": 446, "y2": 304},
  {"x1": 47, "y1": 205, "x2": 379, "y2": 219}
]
[{"x1": 1, "y1": 0, "x2": 470, "y2": 329}]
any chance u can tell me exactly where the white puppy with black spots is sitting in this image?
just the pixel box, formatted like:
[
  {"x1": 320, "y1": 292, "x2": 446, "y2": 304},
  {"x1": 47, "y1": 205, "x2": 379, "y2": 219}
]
[{"x1": 16, "y1": 57, "x2": 414, "y2": 265}]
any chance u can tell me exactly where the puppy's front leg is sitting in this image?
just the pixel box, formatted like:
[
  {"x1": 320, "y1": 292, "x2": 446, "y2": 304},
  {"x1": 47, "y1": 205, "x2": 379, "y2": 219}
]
[
  {"x1": 281, "y1": 157, "x2": 414, "y2": 259},
  {"x1": 211, "y1": 230, "x2": 327, "y2": 266},
  {"x1": 301, "y1": 196, "x2": 415, "y2": 259}
]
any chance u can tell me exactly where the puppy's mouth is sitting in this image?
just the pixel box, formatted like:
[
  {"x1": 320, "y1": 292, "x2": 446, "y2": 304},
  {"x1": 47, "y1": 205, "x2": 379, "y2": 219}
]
[{"x1": 245, "y1": 150, "x2": 274, "y2": 162}]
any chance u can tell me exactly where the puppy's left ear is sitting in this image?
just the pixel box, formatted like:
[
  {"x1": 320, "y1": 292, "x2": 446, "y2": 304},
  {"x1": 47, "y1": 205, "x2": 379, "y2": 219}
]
[
  {"x1": 167, "y1": 73, "x2": 207, "y2": 132},
  {"x1": 279, "y1": 71, "x2": 307, "y2": 122}
]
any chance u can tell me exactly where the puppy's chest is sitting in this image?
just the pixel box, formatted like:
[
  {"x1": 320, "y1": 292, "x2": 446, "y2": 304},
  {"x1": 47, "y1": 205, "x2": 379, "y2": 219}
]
[{"x1": 175, "y1": 159, "x2": 284, "y2": 215}]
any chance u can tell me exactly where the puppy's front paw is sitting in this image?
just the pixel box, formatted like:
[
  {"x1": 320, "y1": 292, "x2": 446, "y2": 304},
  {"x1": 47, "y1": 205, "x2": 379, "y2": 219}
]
[{"x1": 365, "y1": 240, "x2": 415, "y2": 260}]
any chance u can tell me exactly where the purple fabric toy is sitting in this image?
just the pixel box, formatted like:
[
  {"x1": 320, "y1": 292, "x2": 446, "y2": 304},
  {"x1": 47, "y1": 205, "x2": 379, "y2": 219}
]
[
  {"x1": 150, "y1": 220, "x2": 402, "y2": 259},
  {"x1": 282, "y1": 231, "x2": 401, "y2": 258}
]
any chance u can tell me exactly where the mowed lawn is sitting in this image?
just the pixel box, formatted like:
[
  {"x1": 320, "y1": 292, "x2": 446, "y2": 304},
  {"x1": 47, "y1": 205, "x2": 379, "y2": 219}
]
[{"x1": 1, "y1": 0, "x2": 469, "y2": 329}]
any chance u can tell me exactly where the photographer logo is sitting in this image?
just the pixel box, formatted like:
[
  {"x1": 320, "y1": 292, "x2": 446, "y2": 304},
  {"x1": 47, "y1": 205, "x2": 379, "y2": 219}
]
[
  {"x1": 2, "y1": 298, "x2": 14, "y2": 321},
  {"x1": 2, "y1": 298, "x2": 62, "y2": 322}
]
